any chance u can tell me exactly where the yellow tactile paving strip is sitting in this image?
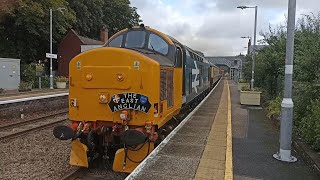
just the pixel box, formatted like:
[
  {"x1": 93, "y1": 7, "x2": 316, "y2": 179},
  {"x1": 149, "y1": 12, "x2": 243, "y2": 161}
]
[{"x1": 195, "y1": 80, "x2": 232, "y2": 180}]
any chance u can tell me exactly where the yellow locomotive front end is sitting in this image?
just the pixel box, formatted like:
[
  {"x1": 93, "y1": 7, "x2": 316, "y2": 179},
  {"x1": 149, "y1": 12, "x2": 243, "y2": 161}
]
[
  {"x1": 53, "y1": 26, "x2": 183, "y2": 172},
  {"x1": 70, "y1": 47, "x2": 160, "y2": 172}
]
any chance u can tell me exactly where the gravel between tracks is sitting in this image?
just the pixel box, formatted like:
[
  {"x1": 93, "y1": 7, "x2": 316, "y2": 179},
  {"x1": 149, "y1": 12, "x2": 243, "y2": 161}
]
[{"x1": 0, "y1": 121, "x2": 76, "y2": 180}]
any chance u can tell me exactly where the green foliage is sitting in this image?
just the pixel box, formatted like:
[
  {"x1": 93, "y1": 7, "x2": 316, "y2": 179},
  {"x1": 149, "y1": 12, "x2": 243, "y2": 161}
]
[
  {"x1": 0, "y1": 0, "x2": 76, "y2": 64},
  {"x1": 298, "y1": 99, "x2": 320, "y2": 151},
  {"x1": 249, "y1": 13, "x2": 320, "y2": 151},
  {"x1": 0, "y1": 0, "x2": 141, "y2": 65},
  {"x1": 266, "y1": 96, "x2": 282, "y2": 119},
  {"x1": 68, "y1": 0, "x2": 141, "y2": 39},
  {"x1": 21, "y1": 63, "x2": 36, "y2": 84},
  {"x1": 55, "y1": 76, "x2": 68, "y2": 82},
  {"x1": 18, "y1": 81, "x2": 33, "y2": 92},
  {"x1": 241, "y1": 86, "x2": 251, "y2": 91},
  {"x1": 34, "y1": 76, "x2": 50, "y2": 88},
  {"x1": 238, "y1": 79, "x2": 248, "y2": 83}
]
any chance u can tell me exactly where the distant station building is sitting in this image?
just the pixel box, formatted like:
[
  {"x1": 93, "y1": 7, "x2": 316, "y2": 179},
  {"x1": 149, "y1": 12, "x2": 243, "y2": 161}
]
[
  {"x1": 57, "y1": 28, "x2": 108, "y2": 76},
  {"x1": 206, "y1": 55, "x2": 244, "y2": 82}
]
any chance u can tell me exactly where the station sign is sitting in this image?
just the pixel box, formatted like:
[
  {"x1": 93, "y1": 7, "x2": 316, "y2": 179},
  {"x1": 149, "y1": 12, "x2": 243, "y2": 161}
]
[{"x1": 46, "y1": 53, "x2": 57, "y2": 59}]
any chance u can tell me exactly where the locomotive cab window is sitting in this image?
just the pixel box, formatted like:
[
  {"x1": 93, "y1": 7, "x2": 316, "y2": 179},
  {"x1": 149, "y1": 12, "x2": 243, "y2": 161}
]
[
  {"x1": 125, "y1": 30, "x2": 146, "y2": 48},
  {"x1": 108, "y1": 35, "x2": 123, "y2": 47},
  {"x1": 148, "y1": 34, "x2": 169, "y2": 55}
]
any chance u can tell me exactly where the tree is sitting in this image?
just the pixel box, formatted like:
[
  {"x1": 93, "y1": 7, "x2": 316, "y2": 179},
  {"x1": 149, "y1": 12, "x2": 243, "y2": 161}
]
[
  {"x1": 68, "y1": 0, "x2": 141, "y2": 39},
  {"x1": 67, "y1": 0, "x2": 104, "y2": 39},
  {"x1": 0, "y1": 0, "x2": 76, "y2": 64},
  {"x1": 102, "y1": 0, "x2": 141, "y2": 36}
]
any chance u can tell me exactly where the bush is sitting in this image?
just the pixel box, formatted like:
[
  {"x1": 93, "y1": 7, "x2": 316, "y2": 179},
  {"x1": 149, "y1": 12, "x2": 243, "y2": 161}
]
[
  {"x1": 55, "y1": 76, "x2": 68, "y2": 82},
  {"x1": 21, "y1": 63, "x2": 36, "y2": 84},
  {"x1": 0, "y1": 88, "x2": 4, "y2": 94},
  {"x1": 298, "y1": 99, "x2": 320, "y2": 151},
  {"x1": 34, "y1": 76, "x2": 50, "y2": 89},
  {"x1": 266, "y1": 96, "x2": 282, "y2": 119},
  {"x1": 19, "y1": 81, "x2": 33, "y2": 92},
  {"x1": 241, "y1": 86, "x2": 251, "y2": 91},
  {"x1": 239, "y1": 79, "x2": 248, "y2": 83}
]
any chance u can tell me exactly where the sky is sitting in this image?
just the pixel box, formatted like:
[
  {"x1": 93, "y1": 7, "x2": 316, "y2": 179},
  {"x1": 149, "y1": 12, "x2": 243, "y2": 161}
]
[{"x1": 130, "y1": 0, "x2": 319, "y2": 56}]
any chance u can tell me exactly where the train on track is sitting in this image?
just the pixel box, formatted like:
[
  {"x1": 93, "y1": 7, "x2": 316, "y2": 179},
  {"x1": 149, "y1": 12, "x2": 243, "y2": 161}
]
[{"x1": 53, "y1": 24, "x2": 222, "y2": 173}]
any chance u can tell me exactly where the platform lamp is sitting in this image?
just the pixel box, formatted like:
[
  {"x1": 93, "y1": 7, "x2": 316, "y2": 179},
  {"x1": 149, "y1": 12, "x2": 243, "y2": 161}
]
[
  {"x1": 49, "y1": 7, "x2": 66, "y2": 89},
  {"x1": 237, "y1": 5, "x2": 258, "y2": 90}
]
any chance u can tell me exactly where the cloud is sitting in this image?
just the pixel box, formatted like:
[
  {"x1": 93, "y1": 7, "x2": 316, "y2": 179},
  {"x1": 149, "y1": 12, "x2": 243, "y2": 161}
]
[{"x1": 131, "y1": 0, "x2": 320, "y2": 56}]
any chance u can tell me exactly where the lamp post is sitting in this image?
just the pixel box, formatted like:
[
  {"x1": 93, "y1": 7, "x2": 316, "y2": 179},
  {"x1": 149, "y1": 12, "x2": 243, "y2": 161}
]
[
  {"x1": 49, "y1": 7, "x2": 65, "y2": 89},
  {"x1": 237, "y1": 6, "x2": 258, "y2": 90},
  {"x1": 273, "y1": 0, "x2": 297, "y2": 162}
]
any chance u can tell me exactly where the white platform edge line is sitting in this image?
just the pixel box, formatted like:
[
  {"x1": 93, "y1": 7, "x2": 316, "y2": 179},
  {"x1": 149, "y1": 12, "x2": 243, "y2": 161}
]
[
  {"x1": 0, "y1": 92, "x2": 69, "y2": 105},
  {"x1": 125, "y1": 78, "x2": 222, "y2": 179}
]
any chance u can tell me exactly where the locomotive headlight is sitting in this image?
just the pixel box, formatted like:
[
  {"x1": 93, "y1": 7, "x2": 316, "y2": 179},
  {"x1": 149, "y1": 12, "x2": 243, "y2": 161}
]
[
  {"x1": 86, "y1": 73, "x2": 93, "y2": 81},
  {"x1": 117, "y1": 73, "x2": 124, "y2": 82}
]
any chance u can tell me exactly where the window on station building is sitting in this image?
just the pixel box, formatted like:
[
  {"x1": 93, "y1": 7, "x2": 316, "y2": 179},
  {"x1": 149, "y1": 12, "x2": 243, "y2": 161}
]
[
  {"x1": 108, "y1": 35, "x2": 123, "y2": 47},
  {"x1": 125, "y1": 30, "x2": 146, "y2": 48},
  {"x1": 148, "y1": 34, "x2": 169, "y2": 55}
]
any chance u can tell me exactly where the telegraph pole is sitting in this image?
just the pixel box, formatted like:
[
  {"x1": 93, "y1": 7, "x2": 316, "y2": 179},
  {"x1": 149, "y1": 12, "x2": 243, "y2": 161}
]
[{"x1": 273, "y1": 0, "x2": 297, "y2": 162}]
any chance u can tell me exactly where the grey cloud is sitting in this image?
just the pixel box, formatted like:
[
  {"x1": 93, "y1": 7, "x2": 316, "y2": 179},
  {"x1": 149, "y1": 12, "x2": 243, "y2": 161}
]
[{"x1": 131, "y1": 0, "x2": 320, "y2": 55}]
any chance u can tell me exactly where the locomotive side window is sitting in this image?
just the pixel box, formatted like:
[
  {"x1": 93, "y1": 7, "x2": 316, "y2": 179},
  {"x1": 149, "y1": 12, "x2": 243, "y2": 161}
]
[
  {"x1": 108, "y1": 35, "x2": 123, "y2": 47},
  {"x1": 175, "y1": 47, "x2": 183, "y2": 67},
  {"x1": 148, "y1": 34, "x2": 169, "y2": 55},
  {"x1": 125, "y1": 31, "x2": 146, "y2": 48}
]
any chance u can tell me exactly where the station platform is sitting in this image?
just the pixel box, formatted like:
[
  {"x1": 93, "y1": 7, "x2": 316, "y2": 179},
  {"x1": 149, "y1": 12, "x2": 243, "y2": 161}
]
[
  {"x1": 127, "y1": 79, "x2": 320, "y2": 180},
  {"x1": 0, "y1": 89, "x2": 68, "y2": 103}
]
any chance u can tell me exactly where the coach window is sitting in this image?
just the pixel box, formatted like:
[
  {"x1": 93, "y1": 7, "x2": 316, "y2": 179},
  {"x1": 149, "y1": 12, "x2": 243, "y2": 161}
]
[
  {"x1": 148, "y1": 34, "x2": 169, "y2": 55},
  {"x1": 108, "y1": 35, "x2": 123, "y2": 47},
  {"x1": 125, "y1": 31, "x2": 146, "y2": 48}
]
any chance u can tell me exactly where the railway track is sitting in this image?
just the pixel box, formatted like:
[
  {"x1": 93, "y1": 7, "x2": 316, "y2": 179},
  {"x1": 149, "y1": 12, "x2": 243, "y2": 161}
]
[{"x1": 0, "y1": 112, "x2": 68, "y2": 141}]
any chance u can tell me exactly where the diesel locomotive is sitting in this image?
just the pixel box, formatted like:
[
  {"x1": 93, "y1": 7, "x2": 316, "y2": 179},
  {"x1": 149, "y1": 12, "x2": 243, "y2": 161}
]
[{"x1": 53, "y1": 25, "x2": 221, "y2": 172}]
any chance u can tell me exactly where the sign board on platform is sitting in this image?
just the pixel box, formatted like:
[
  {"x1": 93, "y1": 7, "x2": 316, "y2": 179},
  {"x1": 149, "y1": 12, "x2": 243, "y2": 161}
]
[{"x1": 46, "y1": 53, "x2": 57, "y2": 59}]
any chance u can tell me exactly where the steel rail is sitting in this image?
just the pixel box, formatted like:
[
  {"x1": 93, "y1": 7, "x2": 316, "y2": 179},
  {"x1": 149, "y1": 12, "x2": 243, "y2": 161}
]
[
  {"x1": 0, "y1": 111, "x2": 68, "y2": 131},
  {"x1": 0, "y1": 116, "x2": 68, "y2": 141}
]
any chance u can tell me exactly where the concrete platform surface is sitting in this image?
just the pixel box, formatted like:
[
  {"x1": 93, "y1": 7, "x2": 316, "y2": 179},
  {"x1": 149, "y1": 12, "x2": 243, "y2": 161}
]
[
  {"x1": 230, "y1": 81, "x2": 320, "y2": 180},
  {"x1": 133, "y1": 80, "x2": 225, "y2": 180},
  {"x1": 0, "y1": 89, "x2": 68, "y2": 102}
]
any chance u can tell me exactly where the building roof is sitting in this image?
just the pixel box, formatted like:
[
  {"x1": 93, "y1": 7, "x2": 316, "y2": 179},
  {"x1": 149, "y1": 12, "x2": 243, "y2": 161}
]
[
  {"x1": 70, "y1": 29, "x2": 104, "y2": 45},
  {"x1": 78, "y1": 35, "x2": 104, "y2": 45},
  {"x1": 206, "y1": 55, "x2": 245, "y2": 69}
]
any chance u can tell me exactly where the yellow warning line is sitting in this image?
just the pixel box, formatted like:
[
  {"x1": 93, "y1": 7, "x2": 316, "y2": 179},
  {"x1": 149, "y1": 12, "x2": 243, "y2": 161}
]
[{"x1": 224, "y1": 81, "x2": 233, "y2": 180}]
